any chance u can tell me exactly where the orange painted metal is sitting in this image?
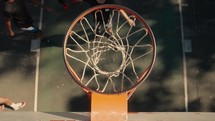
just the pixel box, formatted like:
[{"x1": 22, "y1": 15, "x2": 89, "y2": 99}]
[{"x1": 90, "y1": 92, "x2": 128, "y2": 121}]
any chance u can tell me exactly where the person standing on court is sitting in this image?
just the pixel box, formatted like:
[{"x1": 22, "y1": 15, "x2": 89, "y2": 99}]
[
  {"x1": 0, "y1": 96, "x2": 25, "y2": 111},
  {"x1": 58, "y1": 0, "x2": 77, "y2": 10},
  {"x1": 1, "y1": 0, "x2": 53, "y2": 40},
  {"x1": 75, "y1": 0, "x2": 135, "y2": 34},
  {"x1": 58, "y1": 0, "x2": 69, "y2": 10}
]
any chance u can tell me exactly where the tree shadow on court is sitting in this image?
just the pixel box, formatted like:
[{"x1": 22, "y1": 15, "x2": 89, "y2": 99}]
[
  {"x1": 128, "y1": 76, "x2": 186, "y2": 112},
  {"x1": 0, "y1": 33, "x2": 36, "y2": 88}
]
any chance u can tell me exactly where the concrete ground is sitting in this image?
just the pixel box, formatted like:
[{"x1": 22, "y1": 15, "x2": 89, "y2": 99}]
[
  {"x1": 0, "y1": 112, "x2": 215, "y2": 121},
  {"x1": 0, "y1": 0, "x2": 215, "y2": 118}
]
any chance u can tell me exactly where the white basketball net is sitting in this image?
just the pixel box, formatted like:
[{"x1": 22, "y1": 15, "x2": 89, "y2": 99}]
[{"x1": 65, "y1": 8, "x2": 154, "y2": 93}]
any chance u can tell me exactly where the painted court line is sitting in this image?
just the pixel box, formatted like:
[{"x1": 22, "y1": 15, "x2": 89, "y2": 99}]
[
  {"x1": 34, "y1": 53, "x2": 40, "y2": 112},
  {"x1": 179, "y1": 0, "x2": 189, "y2": 112},
  {"x1": 33, "y1": 0, "x2": 44, "y2": 112}
]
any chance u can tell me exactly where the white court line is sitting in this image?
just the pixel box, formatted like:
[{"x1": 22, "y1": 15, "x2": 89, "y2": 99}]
[
  {"x1": 33, "y1": 0, "x2": 44, "y2": 112},
  {"x1": 178, "y1": 0, "x2": 189, "y2": 112}
]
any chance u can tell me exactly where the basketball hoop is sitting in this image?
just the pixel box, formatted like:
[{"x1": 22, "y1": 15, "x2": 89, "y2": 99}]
[{"x1": 63, "y1": 4, "x2": 156, "y2": 121}]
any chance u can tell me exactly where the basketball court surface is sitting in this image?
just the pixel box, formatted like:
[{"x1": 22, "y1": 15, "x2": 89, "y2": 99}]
[{"x1": 0, "y1": 0, "x2": 215, "y2": 120}]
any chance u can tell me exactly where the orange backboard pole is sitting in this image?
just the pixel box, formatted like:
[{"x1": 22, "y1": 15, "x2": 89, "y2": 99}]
[{"x1": 90, "y1": 92, "x2": 128, "y2": 121}]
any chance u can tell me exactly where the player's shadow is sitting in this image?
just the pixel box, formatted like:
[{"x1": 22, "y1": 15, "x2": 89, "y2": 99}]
[
  {"x1": 0, "y1": 33, "x2": 94, "y2": 51},
  {"x1": 41, "y1": 32, "x2": 95, "y2": 48},
  {"x1": 0, "y1": 33, "x2": 32, "y2": 52},
  {"x1": 40, "y1": 34, "x2": 65, "y2": 48},
  {"x1": 0, "y1": 33, "x2": 64, "y2": 50}
]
